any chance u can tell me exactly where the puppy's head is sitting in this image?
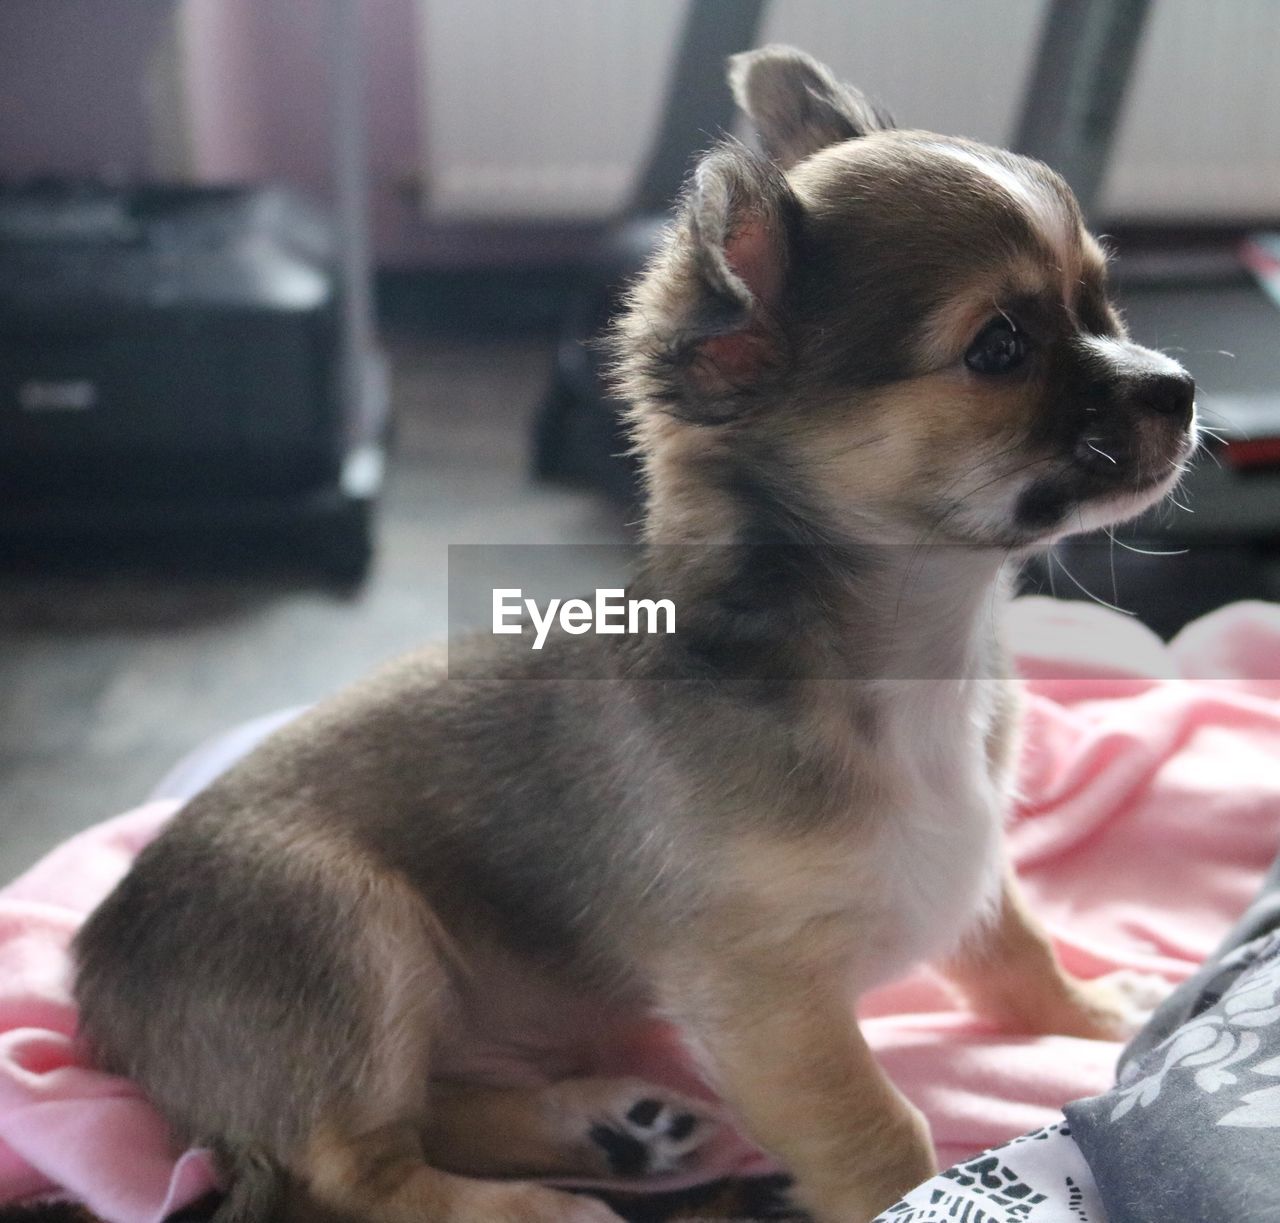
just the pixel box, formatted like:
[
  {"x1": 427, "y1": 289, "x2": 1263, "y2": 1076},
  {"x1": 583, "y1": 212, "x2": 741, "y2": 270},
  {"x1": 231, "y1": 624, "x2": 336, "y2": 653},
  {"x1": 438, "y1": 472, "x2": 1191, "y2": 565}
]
[{"x1": 614, "y1": 46, "x2": 1196, "y2": 549}]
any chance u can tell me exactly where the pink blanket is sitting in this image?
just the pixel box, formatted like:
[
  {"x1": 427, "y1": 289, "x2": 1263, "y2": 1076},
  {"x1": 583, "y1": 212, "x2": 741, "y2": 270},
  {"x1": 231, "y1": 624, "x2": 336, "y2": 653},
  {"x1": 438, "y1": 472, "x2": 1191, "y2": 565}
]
[{"x1": 4, "y1": 598, "x2": 1280, "y2": 1222}]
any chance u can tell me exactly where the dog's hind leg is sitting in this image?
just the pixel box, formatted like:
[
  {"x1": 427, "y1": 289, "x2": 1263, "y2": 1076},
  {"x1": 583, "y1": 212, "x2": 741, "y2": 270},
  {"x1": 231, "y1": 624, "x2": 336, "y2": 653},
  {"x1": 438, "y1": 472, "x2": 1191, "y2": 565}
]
[
  {"x1": 299, "y1": 1121, "x2": 625, "y2": 1223},
  {"x1": 421, "y1": 1076, "x2": 720, "y2": 1180}
]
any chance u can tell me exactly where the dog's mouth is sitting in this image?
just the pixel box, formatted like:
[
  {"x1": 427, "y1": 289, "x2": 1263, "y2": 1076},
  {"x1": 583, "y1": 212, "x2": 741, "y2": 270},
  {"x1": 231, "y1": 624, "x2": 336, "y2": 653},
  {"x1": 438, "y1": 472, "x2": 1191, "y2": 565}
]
[
  {"x1": 1069, "y1": 421, "x2": 1196, "y2": 492},
  {"x1": 1013, "y1": 415, "x2": 1198, "y2": 540},
  {"x1": 996, "y1": 333, "x2": 1200, "y2": 542}
]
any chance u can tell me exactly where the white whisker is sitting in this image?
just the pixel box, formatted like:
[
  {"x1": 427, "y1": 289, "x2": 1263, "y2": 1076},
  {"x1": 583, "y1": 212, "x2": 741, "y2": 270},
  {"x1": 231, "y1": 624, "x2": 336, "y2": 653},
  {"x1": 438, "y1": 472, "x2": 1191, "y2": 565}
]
[
  {"x1": 1103, "y1": 531, "x2": 1187, "y2": 558},
  {"x1": 1048, "y1": 548, "x2": 1137, "y2": 617}
]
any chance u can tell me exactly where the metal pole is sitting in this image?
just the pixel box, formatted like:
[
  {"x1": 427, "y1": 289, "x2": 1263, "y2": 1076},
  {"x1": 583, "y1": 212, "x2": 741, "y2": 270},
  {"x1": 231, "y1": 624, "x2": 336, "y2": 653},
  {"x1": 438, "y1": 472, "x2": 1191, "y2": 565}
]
[
  {"x1": 326, "y1": 0, "x2": 377, "y2": 447},
  {"x1": 1012, "y1": 0, "x2": 1152, "y2": 219},
  {"x1": 630, "y1": 0, "x2": 769, "y2": 214}
]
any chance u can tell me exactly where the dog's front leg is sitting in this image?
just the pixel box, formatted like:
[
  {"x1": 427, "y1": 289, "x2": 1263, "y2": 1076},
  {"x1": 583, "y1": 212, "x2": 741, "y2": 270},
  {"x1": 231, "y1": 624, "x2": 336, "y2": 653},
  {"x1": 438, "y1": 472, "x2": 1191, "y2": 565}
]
[
  {"x1": 940, "y1": 860, "x2": 1163, "y2": 1039},
  {"x1": 665, "y1": 958, "x2": 936, "y2": 1223}
]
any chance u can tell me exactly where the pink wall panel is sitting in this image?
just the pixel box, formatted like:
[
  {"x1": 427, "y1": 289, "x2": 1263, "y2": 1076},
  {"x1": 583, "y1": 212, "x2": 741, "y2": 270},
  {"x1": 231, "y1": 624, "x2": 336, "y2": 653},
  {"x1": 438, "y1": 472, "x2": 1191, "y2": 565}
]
[
  {"x1": 0, "y1": 0, "x2": 171, "y2": 180},
  {"x1": 0, "y1": 0, "x2": 447, "y2": 266}
]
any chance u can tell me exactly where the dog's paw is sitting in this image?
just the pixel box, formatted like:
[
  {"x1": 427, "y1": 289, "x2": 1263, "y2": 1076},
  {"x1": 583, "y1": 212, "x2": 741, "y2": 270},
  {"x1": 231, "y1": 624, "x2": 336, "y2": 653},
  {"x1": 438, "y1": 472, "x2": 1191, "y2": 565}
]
[
  {"x1": 1073, "y1": 970, "x2": 1170, "y2": 1040},
  {"x1": 1093, "y1": 968, "x2": 1170, "y2": 1022},
  {"x1": 583, "y1": 1081, "x2": 719, "y2": 1178}
]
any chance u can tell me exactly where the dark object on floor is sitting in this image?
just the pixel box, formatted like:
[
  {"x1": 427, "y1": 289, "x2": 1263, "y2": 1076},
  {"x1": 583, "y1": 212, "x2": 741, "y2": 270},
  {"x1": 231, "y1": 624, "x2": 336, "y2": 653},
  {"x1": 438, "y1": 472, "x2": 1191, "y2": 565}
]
[
  {"x1": 533, "y1": 0, "x2": 767, "y2": 502},
  {"x1": 0, "y1": 182, "x2": 387, "y2": 585},
  {"x1": 533, "y1": 218, "x2": 658, "y2": 503}
]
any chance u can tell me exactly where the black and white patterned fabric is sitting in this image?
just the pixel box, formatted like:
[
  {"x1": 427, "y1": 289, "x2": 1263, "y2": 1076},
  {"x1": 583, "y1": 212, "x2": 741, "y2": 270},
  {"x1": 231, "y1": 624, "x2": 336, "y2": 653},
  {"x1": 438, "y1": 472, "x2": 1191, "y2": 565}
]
[
  {"x1": 872, "y1": 1124, "x2": 1104, "y2": 1223},
  {"x1": 878, "y1": 850, "x2": 1280, "y2": 1223}
]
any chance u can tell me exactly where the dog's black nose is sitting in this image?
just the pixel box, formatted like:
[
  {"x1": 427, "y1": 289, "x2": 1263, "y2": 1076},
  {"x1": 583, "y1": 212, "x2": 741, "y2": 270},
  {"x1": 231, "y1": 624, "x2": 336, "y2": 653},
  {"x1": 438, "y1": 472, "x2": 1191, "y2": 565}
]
[{"x1": 1138, "y1": 370, "x2": 1196, "y2": 419}]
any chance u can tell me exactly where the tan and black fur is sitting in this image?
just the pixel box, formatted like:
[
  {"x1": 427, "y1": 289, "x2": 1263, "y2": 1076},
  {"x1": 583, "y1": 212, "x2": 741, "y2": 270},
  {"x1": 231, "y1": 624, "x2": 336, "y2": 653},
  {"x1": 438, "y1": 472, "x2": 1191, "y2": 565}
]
[{"x1": 74, "y1": 47, "x2": 1197, "y2": 1223}]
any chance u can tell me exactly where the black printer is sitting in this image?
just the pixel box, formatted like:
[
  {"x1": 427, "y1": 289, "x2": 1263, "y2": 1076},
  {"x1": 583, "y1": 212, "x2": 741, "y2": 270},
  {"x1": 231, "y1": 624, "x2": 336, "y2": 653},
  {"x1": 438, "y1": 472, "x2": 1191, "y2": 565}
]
[{"x1": 0, "y1": 182, "x2": 387, "y2": 582}]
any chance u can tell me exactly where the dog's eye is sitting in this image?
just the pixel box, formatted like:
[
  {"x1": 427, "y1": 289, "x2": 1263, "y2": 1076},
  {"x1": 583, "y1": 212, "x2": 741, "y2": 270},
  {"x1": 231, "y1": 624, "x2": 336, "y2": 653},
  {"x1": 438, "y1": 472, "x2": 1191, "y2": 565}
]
[{"x1": 965, "y1": 318, "x2": 1029, "y2": 375}]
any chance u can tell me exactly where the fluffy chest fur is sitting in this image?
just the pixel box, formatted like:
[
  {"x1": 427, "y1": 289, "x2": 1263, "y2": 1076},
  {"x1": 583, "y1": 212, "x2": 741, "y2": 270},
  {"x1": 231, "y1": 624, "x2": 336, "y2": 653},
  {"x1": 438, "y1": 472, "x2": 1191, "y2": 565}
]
[
  {"x1": 858, "y1": 678, "x2": 1007, "y2": 982},
  {"x1": 701, "y1": 673, "x2": 1008, "y2": 997},
  {"x1": 784, "y1": 569, "x2": 1013, "y2": 987}
]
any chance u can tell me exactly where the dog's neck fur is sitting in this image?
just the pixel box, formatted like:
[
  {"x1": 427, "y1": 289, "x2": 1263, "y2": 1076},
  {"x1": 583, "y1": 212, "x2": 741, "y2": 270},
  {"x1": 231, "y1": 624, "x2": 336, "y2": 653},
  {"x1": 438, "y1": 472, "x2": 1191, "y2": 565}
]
[{"x1": 633, "y1": 436, "x2": 1011, "y2": 690}]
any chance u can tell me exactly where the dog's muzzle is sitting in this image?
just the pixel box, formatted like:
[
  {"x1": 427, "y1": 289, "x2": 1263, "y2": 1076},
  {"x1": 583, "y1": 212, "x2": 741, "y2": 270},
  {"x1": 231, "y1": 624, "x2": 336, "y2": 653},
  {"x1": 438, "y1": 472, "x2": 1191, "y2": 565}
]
[
  {"x1": 1011, "y1": 336, "x2": 1197, "y2": 537},
  {"x1": 1066, "y1": 336, "x2": 1197, "y2": 484}
]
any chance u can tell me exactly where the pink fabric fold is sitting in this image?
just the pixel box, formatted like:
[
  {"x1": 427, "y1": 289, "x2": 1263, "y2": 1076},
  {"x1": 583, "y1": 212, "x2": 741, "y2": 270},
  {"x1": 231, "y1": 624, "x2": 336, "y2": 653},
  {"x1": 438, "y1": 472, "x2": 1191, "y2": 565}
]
[
  {"x1": 861, "y1": 599, "x2": 1280, "y2": 1168},
  {"x1": 0, "y1": 804, "x2": 219, "y2": 1221},
  {"x1": 3, "y1": 598, "x2": 1280, "y2": 1220}
]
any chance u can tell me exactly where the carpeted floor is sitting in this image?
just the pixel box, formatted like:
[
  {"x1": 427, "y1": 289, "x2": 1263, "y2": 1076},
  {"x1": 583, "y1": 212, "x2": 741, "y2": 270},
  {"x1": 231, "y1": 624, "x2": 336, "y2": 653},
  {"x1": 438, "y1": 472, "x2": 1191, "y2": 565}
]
[{"x1": 0, "y1": 328, "x2": 629, "y2": 884}]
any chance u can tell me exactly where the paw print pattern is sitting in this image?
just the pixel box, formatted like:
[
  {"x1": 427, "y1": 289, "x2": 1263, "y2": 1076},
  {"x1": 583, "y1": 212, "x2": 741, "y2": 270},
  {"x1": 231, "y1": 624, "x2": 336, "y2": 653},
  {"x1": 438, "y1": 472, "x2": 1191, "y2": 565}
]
[{"x1": 588, "y1": 1093, "x2": 710, "y2": 1177}]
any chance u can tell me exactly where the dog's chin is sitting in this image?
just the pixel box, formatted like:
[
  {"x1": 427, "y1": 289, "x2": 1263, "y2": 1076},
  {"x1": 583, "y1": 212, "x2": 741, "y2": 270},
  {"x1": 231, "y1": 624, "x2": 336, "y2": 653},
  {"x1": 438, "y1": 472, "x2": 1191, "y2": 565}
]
[
  {"x1": 1064, "y1": 472, "x2": 1183, "y2": 535},
  {"x1": 956, "y1": 428, "x2": 1195, "y2": 551},
  {"x1": 1006, "y1": 447, "x2": 1193, "y2": 547}
]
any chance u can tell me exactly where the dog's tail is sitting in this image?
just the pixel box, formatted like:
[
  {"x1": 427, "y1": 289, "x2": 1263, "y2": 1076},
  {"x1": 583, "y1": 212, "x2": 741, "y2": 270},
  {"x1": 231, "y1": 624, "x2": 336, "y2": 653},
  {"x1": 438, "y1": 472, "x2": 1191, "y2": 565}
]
[{"x1": 209, "y1": 1146, "x2": 286, "y2": 1223}]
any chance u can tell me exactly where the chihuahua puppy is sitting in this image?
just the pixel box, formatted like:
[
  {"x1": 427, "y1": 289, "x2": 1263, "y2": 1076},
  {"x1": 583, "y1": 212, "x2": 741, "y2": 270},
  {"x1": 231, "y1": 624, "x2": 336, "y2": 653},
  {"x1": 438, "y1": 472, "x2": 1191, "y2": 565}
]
[{"x1": 74, "y1": 47, "x2": 1196, "y2": 1223}]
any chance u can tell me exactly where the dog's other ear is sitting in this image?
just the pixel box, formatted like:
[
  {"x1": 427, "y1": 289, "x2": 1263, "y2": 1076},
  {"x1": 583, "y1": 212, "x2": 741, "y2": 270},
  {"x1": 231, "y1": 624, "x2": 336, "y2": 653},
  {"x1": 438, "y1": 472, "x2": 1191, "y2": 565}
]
[{"x1": 729, "y1": 45, "x2": 892, "y2": 169}]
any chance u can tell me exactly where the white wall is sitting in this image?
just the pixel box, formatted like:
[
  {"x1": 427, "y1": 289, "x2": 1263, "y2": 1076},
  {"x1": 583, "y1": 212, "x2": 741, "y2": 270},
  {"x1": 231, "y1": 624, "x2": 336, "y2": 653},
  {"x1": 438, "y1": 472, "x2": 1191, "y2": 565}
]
[
  {"x1": 1104, "y1": 0, "x2": 1280, "y2": 219},
  {"x1": 416, "y1": 0, "x2": 1280, "y2": 222},
  {"x1": 417, "y1": 0, "x2": 689, "y2": 219}
]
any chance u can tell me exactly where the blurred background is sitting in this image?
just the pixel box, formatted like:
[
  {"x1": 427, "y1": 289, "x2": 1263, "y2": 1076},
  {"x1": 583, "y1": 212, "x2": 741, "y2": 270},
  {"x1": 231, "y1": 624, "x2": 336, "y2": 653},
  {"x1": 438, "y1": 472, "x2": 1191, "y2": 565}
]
[{"x1": 2, "y1": 0, "x2": 1279, "y2": 878}]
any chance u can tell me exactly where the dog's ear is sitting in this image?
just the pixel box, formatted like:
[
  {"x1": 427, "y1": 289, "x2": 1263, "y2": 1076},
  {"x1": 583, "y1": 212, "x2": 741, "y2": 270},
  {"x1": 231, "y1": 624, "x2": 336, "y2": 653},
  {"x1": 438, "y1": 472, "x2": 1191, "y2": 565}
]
[
  {"x1": 610, "y1": 144, "x2": 797, "y2": 419},
  {"x1": 729, "y1": 45, "x2": 892, "y2": 169},
  {"x1": 661, "y1": 144, "x2": 798, "y2": 413}
]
